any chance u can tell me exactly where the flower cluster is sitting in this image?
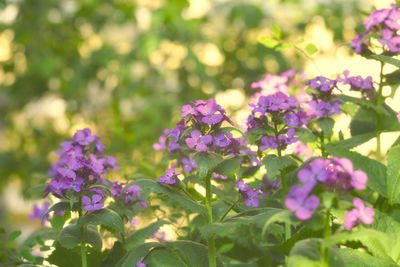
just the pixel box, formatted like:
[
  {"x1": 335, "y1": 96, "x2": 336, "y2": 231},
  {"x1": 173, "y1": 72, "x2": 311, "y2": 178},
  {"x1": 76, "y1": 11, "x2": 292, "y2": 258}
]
[
  {"x1": 44, "y1": 128, "x2": 119, "y2": 199},
  {"x1": 158, "y1": 168, "x2": 180, "y2": 185},
  {"x1": 42, "y1": 128, "x2": 144, "y2": 214},
  {"x1": 352, "y1": 4, "x2": 400, "y2": 54},
  {"x1": 246, "y1": 91, "x2": 305, "y2": 152},
  {"x1": 235, "y1": 177, "x2": 278, "y2": 207},
  {"x1": 304, "y1": 76, "x2": 341, "y2": 119},
  {"x1": 285, "y1": 158, "x2": 369, "y2": 220},
  {"x1": 344, "y1": 198, "x2": 375, "y2": 230}
]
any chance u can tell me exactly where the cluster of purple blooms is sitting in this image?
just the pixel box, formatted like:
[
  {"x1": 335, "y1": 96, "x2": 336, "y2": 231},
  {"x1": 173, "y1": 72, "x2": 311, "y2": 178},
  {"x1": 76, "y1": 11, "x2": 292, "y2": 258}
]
[
  {"x1": 235, "y1": 177, "x2": 279, "y2": 207},
  {"x1": 41, "y1": 128, "x2": 143, "y2": 213},
  {"x1": 285, "y1": 157, "x2": 370, "y2": 226},
  {"x1": 246, "y1": 91, "x2": 305, "y2": 151},
  {"x1": 153, "y1": 99, "x2": 245, "y2": 156},
  {"x1": 344, "y1": 197, "x2": 375, "y2": 230},
  {"x1": 352, "y1": 4, "x2": 400, "y2": 53}
]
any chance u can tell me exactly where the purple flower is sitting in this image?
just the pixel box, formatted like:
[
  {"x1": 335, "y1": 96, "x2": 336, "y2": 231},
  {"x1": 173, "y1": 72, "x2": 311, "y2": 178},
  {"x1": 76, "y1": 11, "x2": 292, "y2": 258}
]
[
  {"x1": 181, "y1": 104, "x2": 198, "y2": 118},
  {"x1": 181, "y1": 157, "x2": 197, "y2": 173},
  {"x1": 306, "y1": 76, "x2": 337, "y2": 93},
  {"x1": 158, "y1": 168, "x2": 180, "y2": 185},
  {"x1": 72, "y1": 128, "x2": 98, "y2": 146},
  {"x1": 196, "y1": 99, "x2": 224, "y2": 125},
  {"x1": 285, "y1": 112, "x2": 299, "y2": 127},
  {"x1": 344, "y1": 198, "x2": 375, "y2": 230},
  {"x1": 185, "y1": 130, "x2": 212, "y2": 151},
  {"x1": 213, "y1": 132, "x2": 232, "y2": 148},
  {"x1": 57, "y1": 167, "x2": 76, "y2": 179},
  {"x1": 82, "y1": 194, "x2": 104, "y2": 211},
  {"x1": 235, "y1": 180, "x2": 249, "y2": 191},
  {"x1": 29, "y1": 202, "x2": 50, "y2": 224},
  {"x1": 151, "y1": 231, "x2": 167, "y2": 242},
  {"x1": 260, "y1": 136, "x2": 278, "y2": 151},
  {"x1": 285, "y1": 184, "x2": 319, "y2": 220},
  {"x1": 71, "y1": 177, "x2": 84, "y2": 192},
  {"x1": 130, "y1": 218, "x2": 139, "y2": 228},
  {"x1": 298, "y1": 158, "x2": 329, "y2": 185},
  {"x1": 337, "y1": 70, "x2": 374, "y2": 91},
  {"x1": 212, "y1": 173, "x2": 228, "y2": 180},
  {"x1": 331, "y1": 158, "x2": 367, "y2": 190},
  {"x1": 137, "y1": 257, "x2": 146, "y2": 267}
]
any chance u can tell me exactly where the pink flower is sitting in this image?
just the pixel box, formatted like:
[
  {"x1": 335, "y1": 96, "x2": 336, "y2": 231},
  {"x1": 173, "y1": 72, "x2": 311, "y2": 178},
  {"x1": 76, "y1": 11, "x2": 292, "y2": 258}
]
[{"x1": 344, "y1": 198, "x2": 375, "y2": 230}]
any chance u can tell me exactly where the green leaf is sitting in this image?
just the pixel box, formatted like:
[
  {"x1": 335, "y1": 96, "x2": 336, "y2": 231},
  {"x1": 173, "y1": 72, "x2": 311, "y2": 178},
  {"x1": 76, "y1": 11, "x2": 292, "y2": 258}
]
[
  {"x1": 323, "y1": 229, "x2": 392, "y2": 261},
  {"x1": 275, "y1": 42, "x2": 292, "y2": 51},
  {"x1": 334, "y1": 132, "x2": 376, "y2": 149},
  {"x1": 125, "y1": 220, "x2": 169, "y2": 250},
  {"x1": 58, "y1": 224, "x2": 102, "y2": 250},
  {"x1": 305, "y1": 43, "x2": 318, "y2": 55},
  {"x1": 47, "y1": 242, "x2": 103, "y2": 267},
  {"x1": 271, "y1": 24, "x2": 282, "y2": 39},
  {"x1": 324, "y1": 144, "x2": 387, "y2": 196},
  {"x1": 258, "y1": 36, "x2": 279, "y2": 48},
  {"x1": 20, "y1": 228, "x2": 58, "y2": 251},
  {"x1": 387, "y1": 146, "x2": 400, "y2": 204},
  {"x1": 315, "y1": 117, "x2": 335, "y2": 138},
  {"x1": 24, "y1": 184, "x2": 47, "y2": 199},
  {"x1": 193, "y1": 151, "x2": 223, "y2": 178},
  {"x1": 101, "y1": 242, "x2": 126, "y2": 267},
  {"x1": 124, "y1": 179, "x2": 207, "y2": 214},
  {"x1": 219, "y1": 243, "x2": 234, "y2": 253},
  {"x1": 348, "y1": 105, "x2": 400, "y2": 136},
  {"x1": 288, "y1": 238, "x2": 344, "y2": 267},
  {"x1": 7, "y1": 230, "x2": 21, "y2": 243},
  {"x1": 338, "y1": 248, "x2": 399, "y2": 267},
  {"x1": 42, "y1": 201, "x2": 79, "y2": 223},
  {"x1": 51, "y1": 214, "x2": 66, "y2": 230},
  {"x1": 78, "y1": 208, "x2": 125, "y2": 234},
  {"x1": 117, "y1": 241, "x2": 223, "y2": 267},
  {"x1": 213, "y1": 157, "x2": 241, "y2": 176},
  {"x1": 262, "y1": 155, "x2": 298, "y2": 179},
  {"x1": 201, "y1": 208, "x2": 289, "y2": 237},
  {"x1": 370, "y1": 54, "x2": 400, "y2": 68},
  {"x1": 338, "y1": 95, "x2": 389, "y2": 116}
]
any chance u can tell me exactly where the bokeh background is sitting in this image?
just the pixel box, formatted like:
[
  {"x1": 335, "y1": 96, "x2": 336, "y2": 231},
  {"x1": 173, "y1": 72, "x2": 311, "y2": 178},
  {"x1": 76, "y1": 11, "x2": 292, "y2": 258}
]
[{"x1": 0, "y1": 0, "x2": 396, "y2": 240}]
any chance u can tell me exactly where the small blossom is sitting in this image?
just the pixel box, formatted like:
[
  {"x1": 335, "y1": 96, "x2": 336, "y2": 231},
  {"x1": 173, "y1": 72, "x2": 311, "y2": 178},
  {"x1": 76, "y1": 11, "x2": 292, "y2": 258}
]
[
  {"x1": 285, "y1": 184, "x2": 319, "y2": 220},
  {"x1": 158, "y1": 168, "x2": 180, "y2": 185},
  {"x1": 344, "y1": 198, "x2": 375, "y2": 230},
  {"x1": 29, "y1": 202, "x2": 50, "y2": 224},
  {"x1": 137, "y1": 257, "x2": 146, "y2": 267},
  {"x1": 82, "y1": 194, "x2": 104, "y2": 211}
]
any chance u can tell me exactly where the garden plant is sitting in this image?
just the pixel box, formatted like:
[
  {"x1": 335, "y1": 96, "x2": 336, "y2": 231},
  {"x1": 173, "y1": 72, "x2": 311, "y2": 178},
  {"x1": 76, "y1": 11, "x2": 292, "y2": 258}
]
[{"x1": 3, "y1": 2, "x2": 400, "y2": 267}]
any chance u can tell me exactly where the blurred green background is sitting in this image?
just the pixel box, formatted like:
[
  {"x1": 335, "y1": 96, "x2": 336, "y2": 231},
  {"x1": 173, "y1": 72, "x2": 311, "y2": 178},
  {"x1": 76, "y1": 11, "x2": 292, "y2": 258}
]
[{"x1": 0, "y1": 0, "x2": 382, "y2": 233}]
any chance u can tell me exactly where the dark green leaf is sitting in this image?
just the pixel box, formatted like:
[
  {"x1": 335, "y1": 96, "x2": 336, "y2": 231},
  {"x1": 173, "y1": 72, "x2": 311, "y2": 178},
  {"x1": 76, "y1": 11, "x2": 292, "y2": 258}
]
[
  {"x1": 213, "y1": 157, "x2": 241, "y2": 176},
  {"x1": 78, "y1": 208, "x2": 125, "y2": 234},
  {"x1": 262, "y1": 155, "x2": 298, "y2": 178},
  {"x1": 193, "y1": 152, "x2": 223, "y2": 178},
  {"x1": 58, "y1": 224, "x2": 102, "y2": 250},
  {"x1": 339, "y1": 248, "x2": 398, "y2": 267},
  {"x1": 334, "y1": 132, "x2": 376, "y2": 149},
  {"x1": 315, "y1": 117, "x2": 334, "y2": 138},
  {"x1": 47, "y1": 242, "x2": 103, "y2": 267},
  {"x1": 7, "y1": 230, "x2": 21, "y2": 243},
  {"x1": 101, "y1": 242, "x2": 126, "y2": 267},
  {"x1": 201, "y1": 208, "x2": 289, "y2": 237},
  {"x1": 387, "y1": 146, "x2": 400, "y2": 204},
  {"x1": 124, "y1": 179, "x2": 207, "y2": 214},
  {"x1": 125, "y1": 220, "x2": 169, "y2": 250},
  {"x1": 370, "y1": 54, "x2": 400, "y2": 68},
  {"x1": 288, "y1": 238, "x2": 344, "y2": 267}
]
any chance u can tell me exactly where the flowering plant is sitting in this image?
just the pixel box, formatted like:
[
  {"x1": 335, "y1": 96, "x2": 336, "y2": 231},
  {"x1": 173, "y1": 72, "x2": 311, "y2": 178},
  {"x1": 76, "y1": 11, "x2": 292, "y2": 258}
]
[{"x1": 4, "y1": 3, "x2": 400, "y2": 267}]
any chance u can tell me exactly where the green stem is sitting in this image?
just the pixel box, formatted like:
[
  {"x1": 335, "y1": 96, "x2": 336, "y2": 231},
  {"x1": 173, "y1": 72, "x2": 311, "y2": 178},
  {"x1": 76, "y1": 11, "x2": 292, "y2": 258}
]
[
  {"x1": 78, "y1": 202, "x2": 87, "y2": 267},
  {"x1": 80, "y1": 227, "x2": 87, "y2": 267},
  {"x1": 219, "y1": 198, "x2": 240, "y2": 223},
  {"x1": 322, "y1": 211, "x2": 331, "y2": 267},
  {"x1": 376, "y1": 61, "x2": 384, "y2": 162},
  {"x1": 205, "y1": 172, "x2": 216, "y2": 267}
]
